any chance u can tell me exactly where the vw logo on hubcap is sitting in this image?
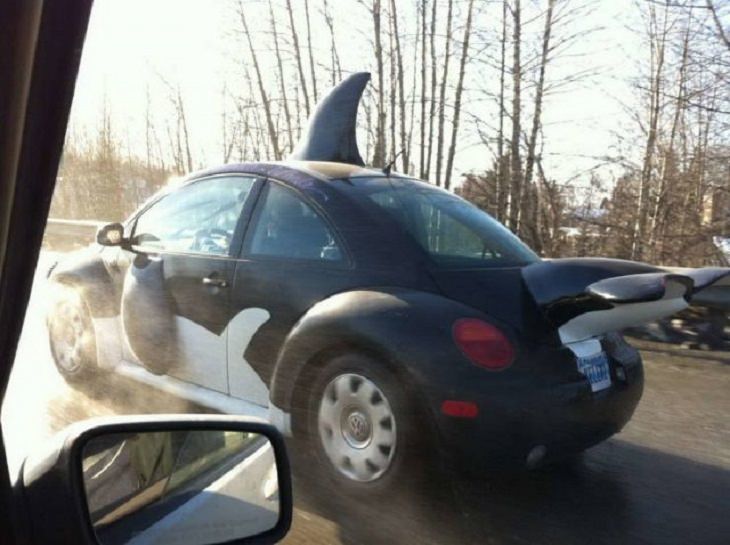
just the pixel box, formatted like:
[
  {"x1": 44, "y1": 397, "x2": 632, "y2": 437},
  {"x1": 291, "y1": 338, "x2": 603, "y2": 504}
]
[
  {"x1": 342, "y1": 410, "x2": 371, "y2": 447},
  {"x1": 347, "y1": 412, "x2": 370, "y2": 442},
  {"x1": 318, "y1": 373, "x2": 397, "y2": 482}
]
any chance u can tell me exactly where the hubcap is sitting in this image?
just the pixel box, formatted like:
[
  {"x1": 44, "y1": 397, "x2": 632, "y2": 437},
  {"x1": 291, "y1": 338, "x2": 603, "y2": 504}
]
[
  {"x1": 317, "y1": 373, "x2": 396, "y2": 483},
  {"x1": 50, "y1": 290, "x2": 88, "y2": 373}
]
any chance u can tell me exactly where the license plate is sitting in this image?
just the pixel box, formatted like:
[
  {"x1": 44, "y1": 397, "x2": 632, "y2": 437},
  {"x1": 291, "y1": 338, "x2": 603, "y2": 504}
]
[{"x1": 577, "y1": 351, "x2": 612, "y2": 392}]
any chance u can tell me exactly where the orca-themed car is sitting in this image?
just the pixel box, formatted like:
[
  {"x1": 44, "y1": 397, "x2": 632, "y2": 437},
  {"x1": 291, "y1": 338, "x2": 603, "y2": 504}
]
[{"x1": 46, "y1": 73, "x2": 730, "y2": 492}]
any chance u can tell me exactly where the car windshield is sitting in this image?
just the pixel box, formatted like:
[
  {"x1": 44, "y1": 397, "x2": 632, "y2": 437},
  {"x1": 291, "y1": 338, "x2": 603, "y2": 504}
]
[
  {"x1": 3, "y1": 1, "x2": 729, "y2": 544},
  {"x1": 349, "y1": 177, "x2": 539, "y2": 267}
]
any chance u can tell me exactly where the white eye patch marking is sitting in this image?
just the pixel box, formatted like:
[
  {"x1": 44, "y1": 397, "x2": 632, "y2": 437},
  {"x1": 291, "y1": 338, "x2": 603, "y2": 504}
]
[
  {"x1": 227, "y1": 308, "x2": 271, "y2": 405},
  {"x1": 171, "y1": 315, "x2": 229, "y2": 392}
]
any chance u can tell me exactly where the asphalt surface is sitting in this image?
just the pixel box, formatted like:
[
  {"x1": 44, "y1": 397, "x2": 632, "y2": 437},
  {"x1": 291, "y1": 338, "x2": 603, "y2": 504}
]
[{"x1": 2, "y1": 251, "x2": 729, "y2": 544}]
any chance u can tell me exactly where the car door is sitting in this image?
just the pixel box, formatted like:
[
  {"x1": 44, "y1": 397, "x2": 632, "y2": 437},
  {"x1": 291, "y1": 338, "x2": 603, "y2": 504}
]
[
  {"x1": 122, "y1": 174, "x2": 262, "y2": 392},
  {"x1": 227, "y1": 180, "x2": 355, "y2": 406}
]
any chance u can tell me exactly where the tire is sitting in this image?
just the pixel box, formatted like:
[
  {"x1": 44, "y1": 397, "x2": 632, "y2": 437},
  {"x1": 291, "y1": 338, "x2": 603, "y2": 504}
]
[
  {"x1": 300, "y1": 353, "x2": 431, "y2": 499},
  {"x1": 48, "y1": 284, "x2": 98, "y2": 384}
]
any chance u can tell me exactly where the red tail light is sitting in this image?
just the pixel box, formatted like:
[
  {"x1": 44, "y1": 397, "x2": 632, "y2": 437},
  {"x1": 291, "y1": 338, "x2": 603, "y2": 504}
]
[
  {"x1": 452, "y1": 318, "x2": 515, "y2": 370},
  {"x1": 441, "y1": 400, "x2": 479, "y2": 418}
]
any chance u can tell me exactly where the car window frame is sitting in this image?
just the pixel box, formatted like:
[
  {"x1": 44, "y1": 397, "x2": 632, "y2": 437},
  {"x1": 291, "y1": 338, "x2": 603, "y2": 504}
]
[
  {"x1": 238, "y1": 178, "x2": 352, "y2": 268},
  {"x1": 128, "y1": 173, "x2": 265, "y2": 259}
]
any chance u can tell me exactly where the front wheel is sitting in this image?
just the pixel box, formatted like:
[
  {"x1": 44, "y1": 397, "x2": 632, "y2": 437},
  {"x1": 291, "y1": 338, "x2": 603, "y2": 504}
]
[
  {"x1": 48, "y1": 284, "x2": 98, "y2": 383},
  {"x1": 303, "y1": 354, "x2": 431, "y2": 498}
]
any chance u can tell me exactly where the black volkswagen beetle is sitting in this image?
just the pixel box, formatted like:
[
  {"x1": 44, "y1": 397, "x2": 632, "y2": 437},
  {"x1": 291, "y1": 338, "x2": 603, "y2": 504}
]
[{"x1": 47, "y1": 73, "x2": 729, "y2": 493}]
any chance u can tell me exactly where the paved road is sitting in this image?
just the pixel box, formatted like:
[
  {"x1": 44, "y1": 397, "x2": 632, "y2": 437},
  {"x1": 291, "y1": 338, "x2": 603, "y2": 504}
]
[{"x1": 2, "y1": 252, "x2": 729, "y2": 544}]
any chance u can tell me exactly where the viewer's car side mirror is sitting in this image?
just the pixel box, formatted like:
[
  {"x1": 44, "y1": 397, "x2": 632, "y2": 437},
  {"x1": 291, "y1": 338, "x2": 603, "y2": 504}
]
[
  {"x1": 17, "y1": 416, "x2": 292, "y2": 545},
  {"x1": 96, "y1": 222, "x2": 126, "y2": 247}
]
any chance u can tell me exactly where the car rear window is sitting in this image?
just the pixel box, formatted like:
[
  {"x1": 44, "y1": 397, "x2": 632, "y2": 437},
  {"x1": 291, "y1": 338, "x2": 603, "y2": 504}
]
[{"x1": 348, "y1": 177, "x2": 539, "y2": 268}]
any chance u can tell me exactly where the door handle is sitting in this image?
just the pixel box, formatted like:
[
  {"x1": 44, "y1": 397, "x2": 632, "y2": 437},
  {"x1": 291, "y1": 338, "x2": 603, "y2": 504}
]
[{"x1": 202, "y1": 275, "x2": 228, "y2": 288}]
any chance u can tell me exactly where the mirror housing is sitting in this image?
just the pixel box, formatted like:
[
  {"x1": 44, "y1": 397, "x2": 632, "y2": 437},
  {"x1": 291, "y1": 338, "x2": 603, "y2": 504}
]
[
  {"x1": 17, "y1": 415, "x2": 292, "y2": 545},
  {"x1": 96, "y1": 222, "x2": 126, "y2": 247}
]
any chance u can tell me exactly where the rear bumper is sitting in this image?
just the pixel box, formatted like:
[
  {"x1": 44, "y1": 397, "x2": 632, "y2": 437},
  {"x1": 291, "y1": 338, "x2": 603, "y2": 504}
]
[{"x1": 429, "y1": 354, "x2": 644, "y2": 472}]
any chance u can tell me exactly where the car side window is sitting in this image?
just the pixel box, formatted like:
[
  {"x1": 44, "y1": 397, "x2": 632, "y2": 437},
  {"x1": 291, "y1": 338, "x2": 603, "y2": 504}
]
[
  {"x1": 417, "y1": 202, "x2": 500, "y2": 259},
  {"x1": 132, "y1": 176, "x2": 257, "y2": 256},
  {"x1": 247, "y1": 182, "x2": 342, "y2": 261}
]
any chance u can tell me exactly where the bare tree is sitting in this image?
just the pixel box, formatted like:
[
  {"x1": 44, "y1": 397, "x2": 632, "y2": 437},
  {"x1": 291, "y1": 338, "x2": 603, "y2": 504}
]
[
  {"x1": 407, "y1": 3, "x2": 421, "y2": 173},
  {"x1": 238, "y1": 1, "x2": 281, "y2": 160},
  {"x1": 388, "y1": 0, "x2": 408, "y2": 171},
  {"x1": 221, "y1": 85, "x2": 239, "y2": 163},
  {"x1": 444, "y1": 0, "x2": 476, "y2": 190},
  {"x1": 159, "y1": 77, "x2": 193, "y2": 174},
  {"x1": 304, "y1": 0, "x2": 319, "y2": 102},
  {"x1": 425, "y1": 0, "x2": 438, "y2": 179},
  {"x1": 523, "y1": 0, "x2": 555, "y2": 193},
  {"x1": 706, "y1": 0, "x2": 730, "y2": 51},
  {"x1": 371, "y1": 0, "x2": 387, "y2": 166},
  {"x1": 521, "y1": 0, "x2": 556, "y2": 250},
  {"x1": 268, "y1": 0, "x2": 295, "y2": 152},
  {"x1": 434, "y1": 0, "x2": 455, "y2": 186},
  {"x1": 496, "y1": 0, "x2": 509, "y2": 223},
  {"x1": 388, "y1": 9, "x2": 397, "y2": 162},
  {"x1": 322, "y1": 0, "x2": 343, "y2": 86},
  {"x1": 509, "y1": 0, "x2": 523, "y2": 231},
  {"x1": 285, "y1": 0, "x2": 311, "y2": 116},
  {"x1": 632, "y1": 2, "x2": 671, "y2": 260},
  {"x1": 144, "y1": 84, "x2": 165, "y2": 171},
  {"x1": 648, "y1": 15, "x2": 691, "y2": 258}
]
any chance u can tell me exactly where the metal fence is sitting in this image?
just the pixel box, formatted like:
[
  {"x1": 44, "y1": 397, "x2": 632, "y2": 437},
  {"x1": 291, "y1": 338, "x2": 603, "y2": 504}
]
[{"x1": 44, "y1": 218, "x2": 106, "y2": 251}]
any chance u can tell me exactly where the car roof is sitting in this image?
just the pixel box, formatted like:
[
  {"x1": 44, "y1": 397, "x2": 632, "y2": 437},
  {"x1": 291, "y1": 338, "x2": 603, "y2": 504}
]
[
  {"x1": 282, "y1": 160, "x2": 392, "y2": 180},
  {"x1": 215, "y1": 160, "x2": 412, "y2": 183},
  {"x1": 187, "y1": 160, "x2": 415, "y2": 187}
]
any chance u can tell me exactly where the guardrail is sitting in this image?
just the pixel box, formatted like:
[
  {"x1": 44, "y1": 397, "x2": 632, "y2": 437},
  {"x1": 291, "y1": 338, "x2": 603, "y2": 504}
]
[{"x1": 44, "y1": 218, "x2": 107, "y2": 251}]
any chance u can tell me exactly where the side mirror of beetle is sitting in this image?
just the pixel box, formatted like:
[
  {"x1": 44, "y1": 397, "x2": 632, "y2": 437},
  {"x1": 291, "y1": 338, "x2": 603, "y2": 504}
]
[
  {"x1": 96, "y1": 223, "x2": 126, "y2": 247},
  {"x1": 18, "y1": 416, "x2": 293, "y2": 545}
]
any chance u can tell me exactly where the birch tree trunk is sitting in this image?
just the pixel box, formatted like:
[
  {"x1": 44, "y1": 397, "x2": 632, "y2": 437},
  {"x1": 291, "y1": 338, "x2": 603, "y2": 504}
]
[
  {"x1": 388, "y1": 12, "x2": 397, "y2": 162},
  {"x1": 407, "y1": 4, "x2": 420, "y2": 174},
  {"x1": 524, "y1": 0, "x2": 554, "y2": 190},
  {"x1": 444, "y1": 0, "x2": 475, "y2": 190},
  {"x1": 434, "y1": 0, "x2": 454, "y2": 186},
  {"x1": 286, "y1": 0, "x2": 311, "y2": 117},
  {"x1": 388, "y1": 0, "x2": 408, "y2": 171},
  {"x1": 238, "y1": 2, "x2": 281, "y2": 160},
  {"x1": 496, "y1": 0, "x2": 508, "y2": 223},
  {"x1": 632, "y1": 3, "x2": 669, "y2": 260},
  {"x1": 425, "y1": 0, "x2": 438, "y2": 180},
  {"x1": 372, "y1": 0, "x2": 387, "y2": 167},
  {"x1": 419, "y1": 0, "x2": 428, "y2": 178},
  {"x1": 322, "y1": 0, "x2": 342, "y2": 86},
  {"x1": 649, "y1": 17, "x2": 691, "y2": 261},
  {"x1": 269, "y1": 0, "x2": 294, "y2": 152},
  {"x1": 304, "y1": 0, "x2": 318, "y2": 103},
  {"x1": 509, "y1": 0, "x2": 523, "y2": 231},
  {"x1": 522, "y1": 0, "x2": 556, "y2": 249}
]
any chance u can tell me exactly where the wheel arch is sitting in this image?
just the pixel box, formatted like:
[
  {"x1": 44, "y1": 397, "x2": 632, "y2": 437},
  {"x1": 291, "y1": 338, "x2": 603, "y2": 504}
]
[
  {"x1": 48, "y1": 249, "x2": 119, "y2": 318},
  {"x1": 287, "y1": 338, "x2": 419, "y2": 438},
  {"x1": 269, "y1": 288, "x2": 488, "y2": 438}
]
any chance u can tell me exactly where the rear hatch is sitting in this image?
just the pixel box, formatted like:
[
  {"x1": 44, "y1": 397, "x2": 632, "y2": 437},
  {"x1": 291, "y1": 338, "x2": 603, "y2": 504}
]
[
  {"x1": 433, "y1": 257, "x2": 730, "y2": 391},
  {"x1": 521, "y1": 258, "x2": 730, "y2": 344}
]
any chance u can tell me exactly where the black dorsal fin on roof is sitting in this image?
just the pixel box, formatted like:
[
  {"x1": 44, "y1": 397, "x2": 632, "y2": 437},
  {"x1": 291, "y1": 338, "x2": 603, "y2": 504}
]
[{"x1": 289, "y1": 72, "x2": 370, "y2": 167}]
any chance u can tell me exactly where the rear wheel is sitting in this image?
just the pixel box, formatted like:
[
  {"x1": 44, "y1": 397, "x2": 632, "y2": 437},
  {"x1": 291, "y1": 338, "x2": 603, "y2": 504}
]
[
  {"x1": 318, "y1": 372, "x2": 397, "y2": 482},
  {"x1": 48, "y1": 285, "x2": 98, "y2": 383},
  {"x1": 301, "y1": 353, "x2": 431, "y2": 499}
]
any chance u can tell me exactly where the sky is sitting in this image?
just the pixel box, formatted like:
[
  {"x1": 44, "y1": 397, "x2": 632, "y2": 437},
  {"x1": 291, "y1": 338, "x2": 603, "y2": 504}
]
[{"x1": 68, "y1": 0, "x2": 647, "y2": 195}]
